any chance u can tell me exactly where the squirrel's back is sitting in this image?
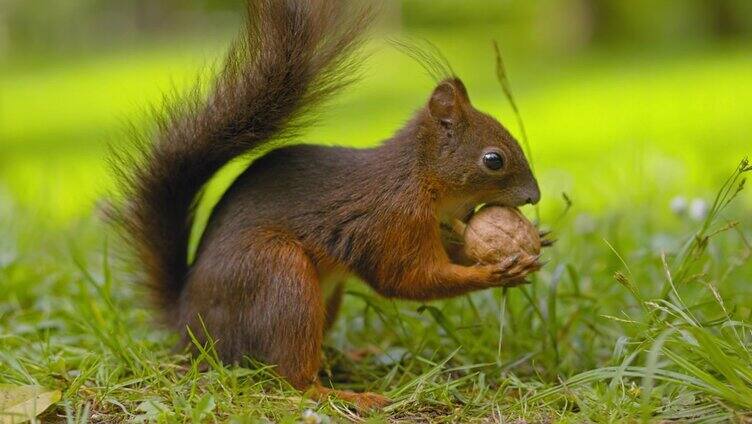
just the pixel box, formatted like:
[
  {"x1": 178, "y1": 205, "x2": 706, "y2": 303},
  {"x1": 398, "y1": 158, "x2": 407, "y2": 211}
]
[{"x1": 196, "y1": 141, "x2": 417, "y2": 245}]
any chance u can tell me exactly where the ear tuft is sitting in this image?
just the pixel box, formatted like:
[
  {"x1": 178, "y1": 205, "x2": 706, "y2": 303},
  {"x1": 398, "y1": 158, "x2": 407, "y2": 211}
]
[
  {"x1": 428, "y1": 80, "x2": 465, "y2": 127},
  {"x1": 451, "y1": 78, "x2": 470, "y2": 102}
]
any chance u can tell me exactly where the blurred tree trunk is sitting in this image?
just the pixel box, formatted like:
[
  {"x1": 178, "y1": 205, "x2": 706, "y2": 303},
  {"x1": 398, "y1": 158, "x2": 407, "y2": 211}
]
[
  {"x1": 703, "y1": 0, "x2": 743, "y2": 37},
  {"x1": 131, "y1": 0, "x2": 181, "y2": 33},
  {"x1": 0, "y1": 0, "x2": 7, "y2": 58},
  {"x1": 580, "y1": 0, "x2": 622, "y2": 43}
]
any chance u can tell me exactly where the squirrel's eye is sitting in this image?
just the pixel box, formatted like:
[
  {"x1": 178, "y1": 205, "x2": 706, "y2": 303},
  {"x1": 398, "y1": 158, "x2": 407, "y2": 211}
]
[{"x1": 482, "y1": 152, "x2": 504, "y2": 171}]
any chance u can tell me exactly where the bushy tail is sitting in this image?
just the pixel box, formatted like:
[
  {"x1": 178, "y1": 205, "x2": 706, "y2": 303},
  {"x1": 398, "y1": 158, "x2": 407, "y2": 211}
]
[{"x1": 110, "y1": 0, "x2": 372, "y2": 311}]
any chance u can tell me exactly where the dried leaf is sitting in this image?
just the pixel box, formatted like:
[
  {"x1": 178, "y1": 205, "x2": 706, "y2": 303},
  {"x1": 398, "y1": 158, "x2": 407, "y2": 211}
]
[{"x1": 0, "y1": 385, "x2": 61, "y2": 424}]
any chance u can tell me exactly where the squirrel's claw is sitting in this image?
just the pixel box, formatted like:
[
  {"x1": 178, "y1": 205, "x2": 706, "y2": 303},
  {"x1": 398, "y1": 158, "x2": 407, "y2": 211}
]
[
  {"x1": 538, "y1": 229, "x2": 556, "y2": 248},
  {"x1": 541, "y1": 237, "x2": 556, "y2": 247},
  {"x1": 489, "y1": 253, "x2": 542, "y2": 286}
]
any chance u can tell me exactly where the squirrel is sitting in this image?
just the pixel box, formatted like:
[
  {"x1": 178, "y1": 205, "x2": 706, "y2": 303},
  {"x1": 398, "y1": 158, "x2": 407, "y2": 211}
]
[{"x1": 111, "y1": 0, "x2": 542, "y2": 410}]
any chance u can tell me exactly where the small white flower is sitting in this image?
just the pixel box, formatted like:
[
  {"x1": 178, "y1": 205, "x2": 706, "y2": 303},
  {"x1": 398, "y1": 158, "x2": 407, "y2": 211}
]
[
  {"x1": 651, "y1": 234, "x2": 678, "y2": 253},
  {"x1": 688, "y1": 198, "x2": 709, "y2": 221},
  {"x1": 574, "y1": 213, "x2": 596, "y2": 235},
  {"x1": 669, "y1": 196, "x2": 688, "y2": 215},
  {"x1": 302, "y1": 409, "x2": 322, "y2": 424}
]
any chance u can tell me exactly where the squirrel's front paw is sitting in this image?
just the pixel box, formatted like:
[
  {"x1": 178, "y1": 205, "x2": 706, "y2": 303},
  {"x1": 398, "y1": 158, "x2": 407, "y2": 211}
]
[{"x1": 484, "y1": 253, "x2": 544, "y2": 287}]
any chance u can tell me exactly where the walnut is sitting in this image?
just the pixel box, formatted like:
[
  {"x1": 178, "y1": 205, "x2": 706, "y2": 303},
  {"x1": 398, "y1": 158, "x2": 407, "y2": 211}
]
[{"x1": 453, "y1": 206, "x2": 540, "y2": 264}]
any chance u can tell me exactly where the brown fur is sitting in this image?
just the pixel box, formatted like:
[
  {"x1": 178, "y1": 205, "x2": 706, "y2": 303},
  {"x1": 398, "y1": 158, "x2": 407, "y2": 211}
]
[{"x1": 112, "y1": 0, "x2": 541, "y2": 409}]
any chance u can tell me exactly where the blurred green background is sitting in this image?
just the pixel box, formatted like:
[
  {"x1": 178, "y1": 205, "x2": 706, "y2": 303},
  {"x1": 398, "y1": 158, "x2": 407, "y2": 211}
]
[
  {"x1": 1, "y1": 2, "x2": 751, "y2": 420},
  {"x1": 1, "y1": 0, "x2": 751, "y2": 222}
]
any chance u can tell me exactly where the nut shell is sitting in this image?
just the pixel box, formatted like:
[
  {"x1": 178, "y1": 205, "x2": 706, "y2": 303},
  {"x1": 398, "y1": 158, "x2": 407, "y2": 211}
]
[{"x1": 460, "y1": 206, "x2": 540, "y2": 264}]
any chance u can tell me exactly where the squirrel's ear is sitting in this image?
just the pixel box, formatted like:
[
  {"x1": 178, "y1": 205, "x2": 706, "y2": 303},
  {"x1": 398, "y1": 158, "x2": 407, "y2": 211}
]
[{"x1": 428, "y1": 80, "x2": 466, "y2": 127}]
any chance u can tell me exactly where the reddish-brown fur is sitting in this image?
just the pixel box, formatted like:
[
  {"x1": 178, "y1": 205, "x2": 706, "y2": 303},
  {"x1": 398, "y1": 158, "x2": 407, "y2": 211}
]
[{"x1": 112, "y1": 0, "x2": 542, "y2": 409}]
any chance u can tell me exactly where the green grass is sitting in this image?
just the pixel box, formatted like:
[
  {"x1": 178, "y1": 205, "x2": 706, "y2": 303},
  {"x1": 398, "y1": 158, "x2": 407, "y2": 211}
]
[{"x1": 1, "y1": 32, "x2": 751, "y2": 422}]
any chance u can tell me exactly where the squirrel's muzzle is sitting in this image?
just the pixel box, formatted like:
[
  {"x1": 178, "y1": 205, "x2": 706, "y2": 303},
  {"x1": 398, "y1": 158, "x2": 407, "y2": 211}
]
[
  {"x1": 500, "y1": 176, "x2": 540, "y2": 207},
  {"x1": 525, "y1": 181, "x2": 541, "y2": 205}
]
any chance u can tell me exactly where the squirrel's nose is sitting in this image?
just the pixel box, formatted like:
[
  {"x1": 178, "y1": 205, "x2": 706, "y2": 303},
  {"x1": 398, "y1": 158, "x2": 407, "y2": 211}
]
[{"x1": 525, "y1": 184, "x2": 541, "y2": 205}]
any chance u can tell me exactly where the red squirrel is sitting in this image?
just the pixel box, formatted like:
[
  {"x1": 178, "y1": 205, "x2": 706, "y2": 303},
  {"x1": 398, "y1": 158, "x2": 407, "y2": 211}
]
[{"x1": 111, "y1": 0, "x2": 542, "y2": 409}]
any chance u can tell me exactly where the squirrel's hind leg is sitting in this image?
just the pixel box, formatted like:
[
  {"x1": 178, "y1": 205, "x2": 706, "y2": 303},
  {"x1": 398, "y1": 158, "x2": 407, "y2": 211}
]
[
  {"x1": 183, "y1": 228, "x2": 389, "y2": 409},
  {"x1": 308, "y1": 385, "x2": 391, "y2": 411},
  {"x1": 182, "y1": 228, "x2": 325, "y2": 387}
]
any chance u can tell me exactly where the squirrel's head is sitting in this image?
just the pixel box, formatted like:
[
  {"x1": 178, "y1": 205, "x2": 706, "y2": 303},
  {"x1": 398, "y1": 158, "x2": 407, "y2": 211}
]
[{"x1": 419, "y1": 78, "x2": 540, "y2": 216}]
